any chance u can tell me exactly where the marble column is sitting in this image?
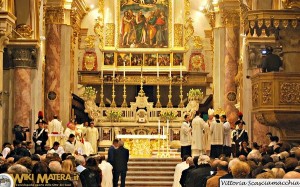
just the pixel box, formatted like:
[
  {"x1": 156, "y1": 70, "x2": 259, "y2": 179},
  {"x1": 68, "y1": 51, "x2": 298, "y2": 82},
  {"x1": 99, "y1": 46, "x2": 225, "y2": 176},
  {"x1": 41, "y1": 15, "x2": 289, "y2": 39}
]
[
  {"x1": 11, "y1": 48, "x2": 37, "y2": 127},
  {"x1": 224, "y1": 14, "x2": 240, "y2": 116},
  {"x1": 45, "y1": 24, "x2": 61, "y2": 121}
]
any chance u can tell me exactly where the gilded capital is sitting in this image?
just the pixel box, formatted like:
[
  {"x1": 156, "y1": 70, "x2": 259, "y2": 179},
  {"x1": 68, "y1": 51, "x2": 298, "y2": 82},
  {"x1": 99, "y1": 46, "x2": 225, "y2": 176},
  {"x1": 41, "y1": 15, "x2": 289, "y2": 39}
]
[
  {"x1": 45, "y1": 7, "x2": 65, "y2": 24},
  {"x1": 222, "y1": 9, "x2": 240, "y2": 27}
]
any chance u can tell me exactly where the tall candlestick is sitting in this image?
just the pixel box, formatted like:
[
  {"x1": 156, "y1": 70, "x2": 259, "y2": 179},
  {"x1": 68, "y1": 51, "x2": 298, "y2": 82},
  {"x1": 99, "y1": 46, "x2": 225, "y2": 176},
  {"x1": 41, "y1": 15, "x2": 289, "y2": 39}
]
[
  {"x1": 158, "y1": 120, "x2": 160, "y2": 134},
  {"x1": 169, "y1": 63, "x2": 171, "y2": 77},
  {"x1": 180, "y1": 62, "x2": 182, "y2": 78},
  {"x1": 123, "y1": 61, "x2": 126, "y2": 78},
  {"x1": 141, "y1": 64, "x2": 143, "y2": 78},
  {"x1": 157, "y1": 61, "x2": 159, "y2": 78},
  {"x1": 167, "y1": 119, "x2": 169, "y2": 134}
]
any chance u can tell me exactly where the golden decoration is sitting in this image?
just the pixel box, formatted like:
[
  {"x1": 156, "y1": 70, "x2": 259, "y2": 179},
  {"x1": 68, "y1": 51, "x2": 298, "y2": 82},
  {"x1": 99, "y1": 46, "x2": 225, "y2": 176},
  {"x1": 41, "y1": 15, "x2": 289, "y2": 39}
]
[
  {"x1": 84, "y1": 53, "x2": 96, "y2": 71},
  {"x1": 45, "y1": 7, "x2": 64, "y2": 24},
  {"x1": 192, "y1": 36, "x2": 203, "y2": 50},
  {"x1": 95, "y1": 0, "x2": 104, "y2": 50},
  {"x1": 0, "y1": 0, "x2": 3, "y2": 10},
  {"x1": 282, "y1": 0, "x2": 300, "y2": 9},
  {"x1": 105, "y1": 23, "x2": 115, "y2": 47},
  {"x1": 174, "y1": 24, "x2": 183, "y2": 47},
  {"x1": 184, "y1": 17, "x2": 194, "y2": 48},
  {"x1": 214, "y1": 108, "x2": 226, "y2": 116},
  {"x1": 184, "y1": 0, "x2": 194, "y2": 50},
  {"x1": 222, "y1": 9, "x2": 240, "y2": 27},
  {"x1": 252, "y1": 83, "x2": 259, "y2": 107},
  {"x1": 262, "y1": 82, "x2": 272, "y2": 105},
  {"x1": 15, "y1": 24, "x2": 33, "y2": 38},
  {"x1": 280, "y1": 82, "x2": 300, "y2": 104},
  {"x1": 84, "y1": 35, "x2": 96, "y2": 49}
]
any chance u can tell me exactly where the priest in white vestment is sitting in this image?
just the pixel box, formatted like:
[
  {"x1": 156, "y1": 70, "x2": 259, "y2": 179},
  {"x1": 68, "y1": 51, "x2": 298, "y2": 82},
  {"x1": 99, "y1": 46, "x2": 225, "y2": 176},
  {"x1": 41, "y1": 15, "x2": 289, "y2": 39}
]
[
  {"x1": 172, "y1": 156, "x2": 190, "y2": 187},
  {"x1": 210, "y1": 114, "x2": 224, "y2": 158},
  {"x1": 48, "y1": 115, "x2": 64, "y2": 145},
  {"x1": 204, "y1": 108, "x2": 214, "y2": 156},
  {"x1": 99, "y1": 156, "x2": 113, "y2": 187},
  {"x1": 191, "y1": 111, "x2": 207, "y2": 156},
  {"x1": 86, "y1": 121, "x2": 99, "y2": 154}
]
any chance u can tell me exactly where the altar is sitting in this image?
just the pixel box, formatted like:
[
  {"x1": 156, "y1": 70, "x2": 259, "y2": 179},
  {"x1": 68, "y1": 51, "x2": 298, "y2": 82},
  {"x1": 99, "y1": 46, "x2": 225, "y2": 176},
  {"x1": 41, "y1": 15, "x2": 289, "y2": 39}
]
[{"x1": 116, "y1": 134, "x2": 167, "y2": 158}]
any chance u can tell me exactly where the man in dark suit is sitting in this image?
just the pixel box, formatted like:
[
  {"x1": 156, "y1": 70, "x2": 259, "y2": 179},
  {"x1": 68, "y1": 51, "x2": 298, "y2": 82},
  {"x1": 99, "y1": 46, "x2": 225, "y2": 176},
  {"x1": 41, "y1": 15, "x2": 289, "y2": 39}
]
[{"x1": 112, "y1": 140, "x2": 129, "y2": 187}]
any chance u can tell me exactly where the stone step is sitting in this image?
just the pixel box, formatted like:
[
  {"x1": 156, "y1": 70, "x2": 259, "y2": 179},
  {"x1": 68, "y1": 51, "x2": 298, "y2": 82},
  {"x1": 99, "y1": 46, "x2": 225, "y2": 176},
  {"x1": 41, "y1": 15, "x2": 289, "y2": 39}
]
[
  {"x1": 128, "y1": 166, "x2": 175, "y2": 171},
  {"x1": 128, "y1": 161, "x2": 179, "y2": 167},
  {"x1": 121, "y1": 181, "x2": 172, "y2": 187},
  {"x1": 126, "y1": 176, "x2": 173, "y2": 182},
  {"x1": 129, "y1": 157, "x2": 181, "y2": 162},
  {"x1": 127, "y1": 170, "x2": 174, "y2": 177}
]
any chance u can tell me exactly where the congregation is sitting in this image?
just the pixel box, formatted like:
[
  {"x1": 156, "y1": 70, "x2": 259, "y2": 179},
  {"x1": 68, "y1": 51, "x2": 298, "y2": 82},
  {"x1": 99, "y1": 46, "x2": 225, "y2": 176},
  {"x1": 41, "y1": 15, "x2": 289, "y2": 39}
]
[
  {"x1": 173, "y1": 108, "x2": 300, "y2": 187},
  {"x1": 1, "y1": 109, "x2": 300, "y2": 187}
]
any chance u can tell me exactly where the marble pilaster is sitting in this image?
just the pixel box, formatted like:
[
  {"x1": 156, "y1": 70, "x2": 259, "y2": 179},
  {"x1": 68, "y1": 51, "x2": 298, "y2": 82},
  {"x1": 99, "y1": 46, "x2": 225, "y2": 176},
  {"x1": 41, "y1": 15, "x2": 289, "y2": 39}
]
[
  {"x1": 224, "y1": 26, "x2": 239, "y2": 115},
  {"x1": 45, "y1": 23, "x2": 61, "y2": 121},
  {"x1": 0, "y1": 11, "x2": 16, "y2": 147},
  {"x1": 14, "y1": 68, "x2": 31, "y2": 127}
]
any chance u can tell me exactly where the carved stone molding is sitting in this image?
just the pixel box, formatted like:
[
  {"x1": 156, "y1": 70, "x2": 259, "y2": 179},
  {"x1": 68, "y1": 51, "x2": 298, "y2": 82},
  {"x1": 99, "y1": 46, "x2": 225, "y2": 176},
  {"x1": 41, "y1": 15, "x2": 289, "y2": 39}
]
[
  {"x1": 280, "y1": 82, "x2": 300, "y2": 104},
  {"x1": 105, "y1": 23, "x2": 115, "y2": 47},
  {"x1": 15, "y1": 24, "x2": 33, "y2": 39},
  {"x1": 252, "y1": 83, "x2": 259, "y2": 107},
  {"x1": 45, "y1": 7, "x2": 65, "y2": 24},
  {"x1": 282, "y1": 0, "x2": 300, "y2": 9},
  {"x1": 6, "y1": 47, "x2": 37, "y2": 68},
  {"x1": 252, "y1": 72, "x2": 300, "y2": 142},
  {"x1": 262, "y1": 82, "x2": 272, "y2": 105},
  {"x1": 222, "y1": 9, "x2": 240, "y2": 27},
  {"x1": 174, "y1": 24, "x2": 183, "y2": 47}
]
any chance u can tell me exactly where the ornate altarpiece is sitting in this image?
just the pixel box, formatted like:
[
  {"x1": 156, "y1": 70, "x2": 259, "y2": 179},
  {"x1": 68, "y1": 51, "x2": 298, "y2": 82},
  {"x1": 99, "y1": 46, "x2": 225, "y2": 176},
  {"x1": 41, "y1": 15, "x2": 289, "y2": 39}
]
[{"x1": 79, "y1": 0, "x2": 208, "y2": 152}]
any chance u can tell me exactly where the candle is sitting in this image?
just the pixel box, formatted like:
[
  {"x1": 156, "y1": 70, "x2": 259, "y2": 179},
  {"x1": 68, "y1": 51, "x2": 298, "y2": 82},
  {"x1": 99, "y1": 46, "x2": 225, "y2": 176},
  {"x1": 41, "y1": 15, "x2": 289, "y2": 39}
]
[
  {"x1": 123, "y1": 61, "x2": 126, "y2": 78},
  {"x1": 157, "y1": 61, "x2": 159, "y2": 78},
  {"x1": 141, "y1": 64, "x2": 143, "y2": 78},
  {"x1": 101, "y1": 68, "x2": 103, "y2": 79},
  {"x1": 167, "y1": 119, "x2": 169, "y2": 134},
  {"x1": 180, "y1": 62, "x2": 182, "y2": 78},
  {"x1": 158, "y1": 120, "x2": 160, "y2": 134},
  {"x1": 169, "y1": 63, "x2": 171, "y2": 77},
  {"x1": 113, "y1": 67, "x2": 115, "y2": 77},
  {"x1": 163, "y1": 126, "x2": 165, "y2": 137}
]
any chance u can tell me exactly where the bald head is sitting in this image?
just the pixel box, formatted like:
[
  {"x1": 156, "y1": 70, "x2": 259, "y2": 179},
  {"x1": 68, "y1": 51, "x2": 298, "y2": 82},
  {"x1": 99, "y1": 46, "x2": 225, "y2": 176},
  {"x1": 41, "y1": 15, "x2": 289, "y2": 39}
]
[
  {"x1": 186, "y1": 157, "x2": 193, "y2": 165},
  {"x1": 49, "y1": 161, "x2": 62, "y2": 173},
  {"x1": 283, "y1": 171, "x2": 300, "y2": 179},
  {"x1": 218, "y1": 161, "x2": 229, "y2": 171}
]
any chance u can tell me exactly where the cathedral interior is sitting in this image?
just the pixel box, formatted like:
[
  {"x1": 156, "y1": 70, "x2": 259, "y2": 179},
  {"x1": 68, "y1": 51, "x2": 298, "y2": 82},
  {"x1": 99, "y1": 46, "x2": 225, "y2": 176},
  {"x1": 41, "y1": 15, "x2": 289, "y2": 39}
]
[{"x1": 0, "y1": 0, "x2": 300, "y2": 150}]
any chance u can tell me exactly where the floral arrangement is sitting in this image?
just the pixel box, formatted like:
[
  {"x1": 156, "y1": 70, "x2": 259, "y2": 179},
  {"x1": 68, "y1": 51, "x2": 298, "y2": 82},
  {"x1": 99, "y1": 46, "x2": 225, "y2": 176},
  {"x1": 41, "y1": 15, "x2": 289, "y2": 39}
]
[
  {"x1": 106, "y1": 110, "x2": 123, "y2": 122},
  {"x1": 187, "y1": 88, "x2": 203, "y2": 101},
  {"x1": 83, "y1": 86, "x2": 97, "y2": 99},
  {"x1": 160, "y1": 110, "x2": 177, "y2": 121}
]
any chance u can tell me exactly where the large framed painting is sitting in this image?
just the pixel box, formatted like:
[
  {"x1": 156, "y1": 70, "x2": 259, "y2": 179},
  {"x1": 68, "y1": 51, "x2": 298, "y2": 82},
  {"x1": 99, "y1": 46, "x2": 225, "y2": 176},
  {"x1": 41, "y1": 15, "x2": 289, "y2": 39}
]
[{"x1": 118, "y1": 0, "x2": 171, "y2": 48}]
